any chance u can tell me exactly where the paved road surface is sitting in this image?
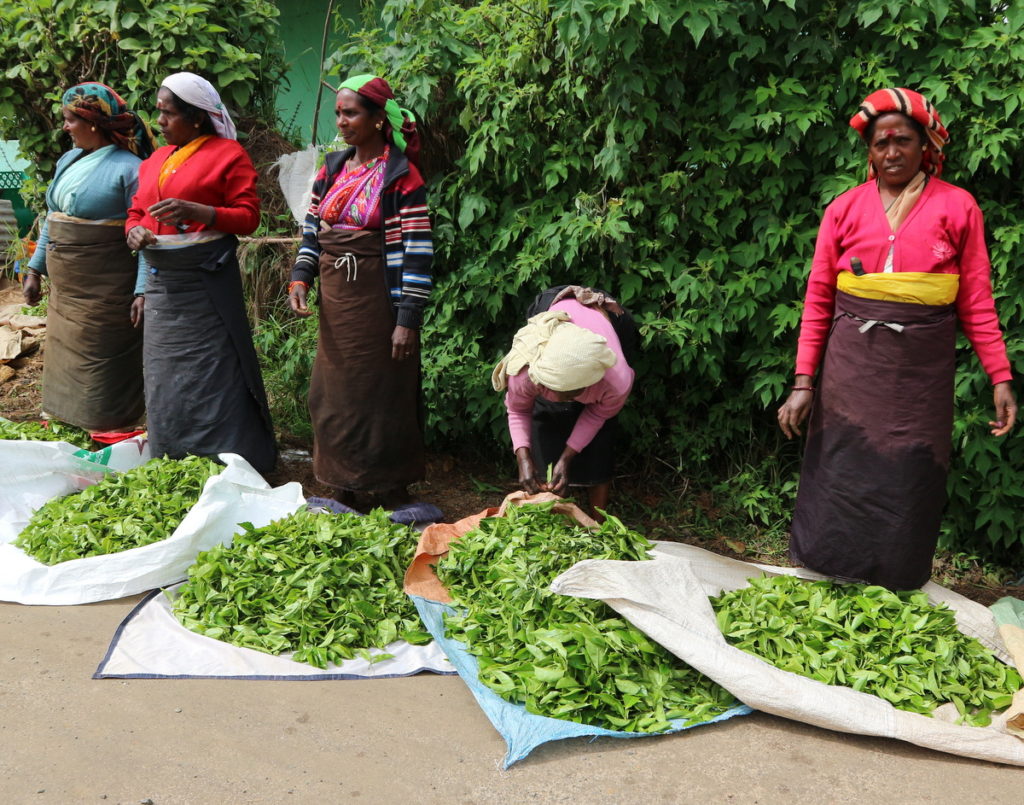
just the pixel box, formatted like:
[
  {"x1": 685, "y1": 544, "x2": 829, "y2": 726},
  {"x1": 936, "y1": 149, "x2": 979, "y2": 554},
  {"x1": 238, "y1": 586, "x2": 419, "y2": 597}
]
[{"x1": 1, "y1": 596, "x2": 1020, "y2": 804}]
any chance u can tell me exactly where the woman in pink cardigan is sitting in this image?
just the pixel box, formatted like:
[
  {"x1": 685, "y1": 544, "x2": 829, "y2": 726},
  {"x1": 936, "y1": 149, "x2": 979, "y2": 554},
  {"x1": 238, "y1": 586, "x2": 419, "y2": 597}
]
[
  {"x1": 492, "y1": 286, "x2": 636, "y2": 516},
  {"x1": 777, "y1": 88, "x2": 1017, "y2": 590}
]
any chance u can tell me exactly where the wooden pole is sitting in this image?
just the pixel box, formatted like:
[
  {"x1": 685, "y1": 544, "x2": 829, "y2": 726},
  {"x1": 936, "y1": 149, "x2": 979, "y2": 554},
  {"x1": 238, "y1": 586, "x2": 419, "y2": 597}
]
[{"x1": 310, "y1": 0, "x2": 336, "y2": 147}]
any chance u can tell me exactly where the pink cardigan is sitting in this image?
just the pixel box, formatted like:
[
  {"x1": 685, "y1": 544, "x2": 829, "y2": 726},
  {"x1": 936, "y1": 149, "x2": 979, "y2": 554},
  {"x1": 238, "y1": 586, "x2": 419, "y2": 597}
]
[
  {"x1": 796, "y1": 178, "x2": 1011, "y2": 384},
  {"x1": 505, "y1": 299, "x2": 635, "y2": 454}
]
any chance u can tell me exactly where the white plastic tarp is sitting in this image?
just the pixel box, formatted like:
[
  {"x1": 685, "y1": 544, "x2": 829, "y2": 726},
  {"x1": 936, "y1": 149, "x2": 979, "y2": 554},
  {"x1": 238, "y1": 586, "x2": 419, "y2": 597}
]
[
  {"x1": 550, "y1": 542, "x2": 1024, "y2": 767},
  {"x1": 0, "y1": 452, "x2": 305, "y2": 605}
]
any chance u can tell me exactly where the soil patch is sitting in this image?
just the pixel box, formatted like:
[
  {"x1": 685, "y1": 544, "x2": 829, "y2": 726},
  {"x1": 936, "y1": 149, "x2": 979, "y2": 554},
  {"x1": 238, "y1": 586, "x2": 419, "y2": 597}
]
[{"x1": 0, "y1": 278, "x2": 45, "y2": 422}]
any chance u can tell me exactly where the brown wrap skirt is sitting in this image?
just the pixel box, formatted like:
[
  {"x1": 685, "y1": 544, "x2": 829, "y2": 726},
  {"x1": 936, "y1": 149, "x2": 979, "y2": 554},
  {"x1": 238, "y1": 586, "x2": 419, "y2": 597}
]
[
  {"x1": 790, "y1": 289, "x2": 957, "y2": 590},
  {"x1": 309, "y1": 227, "x2": 424, "y2": 492},
  {"x1": 42, "y1": 216, "x2": 144, "y2": 430}
]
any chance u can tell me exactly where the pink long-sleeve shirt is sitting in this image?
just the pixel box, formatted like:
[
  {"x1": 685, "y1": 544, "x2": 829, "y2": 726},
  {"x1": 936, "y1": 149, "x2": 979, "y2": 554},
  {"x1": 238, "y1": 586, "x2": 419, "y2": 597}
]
[
  {"x1": 796, "y1": 178, "x2": 1012, "y2": 384},
  {"x1": 505, "y1": 299, "x2": 635, "y2": 453}
]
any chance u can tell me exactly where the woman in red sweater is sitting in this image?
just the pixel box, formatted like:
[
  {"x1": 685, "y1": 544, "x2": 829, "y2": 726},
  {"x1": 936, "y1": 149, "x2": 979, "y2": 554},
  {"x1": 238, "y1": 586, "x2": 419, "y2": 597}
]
[
  {"x1": 777, "y1": 88, "x2": 1016, "y2": 590},
  {"x1": 126, "y1": 72, "x2": 275, "y2": 473}
]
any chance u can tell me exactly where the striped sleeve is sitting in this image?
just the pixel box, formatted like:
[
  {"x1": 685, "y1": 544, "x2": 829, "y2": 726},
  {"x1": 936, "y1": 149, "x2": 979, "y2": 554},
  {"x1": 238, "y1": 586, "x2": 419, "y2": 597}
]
[
  {"x1": 393, "y1": 179, "x2": 434, "y2": 329},
  {"x1": 290, "y1": 165, "x2": 329, "y2": 286}
]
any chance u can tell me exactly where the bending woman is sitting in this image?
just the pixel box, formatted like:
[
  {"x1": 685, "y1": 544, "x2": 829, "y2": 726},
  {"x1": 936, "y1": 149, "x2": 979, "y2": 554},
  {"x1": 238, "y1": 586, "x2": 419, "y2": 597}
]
[
  {"x1": 126, "y1": 72, "x2": 276, "y2": 473},
  {"x1": 288, "y1": 74, "x2": 432, "y2": 508},
  {"x1": 493, "y1": 286, "x2": 636, "y2": 516},
  {"x1": 777, "y1": 87, "x2": 1017, "y2": 590},
  {"x1": 22, "y1": 83, "x2": 155, "y2": 431}
]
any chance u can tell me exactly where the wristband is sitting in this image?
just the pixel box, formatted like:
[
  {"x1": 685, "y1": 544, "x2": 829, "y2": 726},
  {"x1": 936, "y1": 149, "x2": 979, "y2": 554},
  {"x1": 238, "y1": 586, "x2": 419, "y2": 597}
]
[
  {"x1": 791, "y1": 386, "x2": 815, "y2": 392},
  {"x1": 288, "y1": 281, "x2": 310, "y2": 294}
]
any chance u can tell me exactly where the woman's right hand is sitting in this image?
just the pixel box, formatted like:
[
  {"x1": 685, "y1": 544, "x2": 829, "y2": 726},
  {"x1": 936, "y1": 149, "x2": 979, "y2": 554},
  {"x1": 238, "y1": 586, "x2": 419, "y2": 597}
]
[
  {"x1": 778, "y1": 375, "x2": 815, "y2": 439},
  {"x1": 289, "y1": 283, "x2": 312, "y2": 317},
  {"x1": 127, "y1": 226, "x2": 157, "y2": 251},
  {"x1": 515, "y1": 447, "x2": 541, "y2": 494},
  {"x1": 22, "y1": 272, "x2": 41, "y2": 306}
]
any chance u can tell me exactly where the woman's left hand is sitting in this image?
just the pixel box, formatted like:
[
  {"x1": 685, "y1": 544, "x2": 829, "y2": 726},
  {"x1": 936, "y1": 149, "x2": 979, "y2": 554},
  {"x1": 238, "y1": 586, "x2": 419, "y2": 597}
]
[
  {"x1": 546, "y1": 448, "x2": 578, "y2": 496},
  {"x1": 148, "y1": 198, "x2": 213, "y2": 227},
  {"x1": 130, "y1": 295, "x2": 145, "y2": 328},
  {"x1": 990, "y1": 381, "x2": 1017, "y2": 437},
  {"x1": 391, "y1": 325, "x2": 419, "y2": 361}
]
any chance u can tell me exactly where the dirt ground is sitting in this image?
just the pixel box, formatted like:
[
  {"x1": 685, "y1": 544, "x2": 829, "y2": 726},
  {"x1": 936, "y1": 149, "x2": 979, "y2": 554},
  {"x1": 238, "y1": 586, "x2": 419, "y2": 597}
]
[{"x1": 2, "y1": 278, "x2": 1023, "y2": 802}]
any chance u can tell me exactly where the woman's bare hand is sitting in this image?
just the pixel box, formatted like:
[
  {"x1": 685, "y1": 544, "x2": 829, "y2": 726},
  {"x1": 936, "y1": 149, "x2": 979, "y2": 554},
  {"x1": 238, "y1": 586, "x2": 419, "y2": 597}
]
[
  {"x1": 515, "y1": 447, "x2": 540, "y2": 494},
  {"x1": 990, "y1": 381, "x2": 1017, "y2": 437},
  {"x1": 22, "y1": 272, "x2": 41, "y2": 306},
  {"x1": 127, "y1": 226, "x2": 157, "y2": 251},
  {"x1": 289, "y1": 284, "x2": 312, "y2": 317},
  {"x1": 778, "y1": 375, "x2": 815, "y2": 439},
  {"x1": 130, "y1": 295, "x2": 145, "y2": 328},
  {"x1": 391, "y1": 325, "x2": 419, "y2": 361}
]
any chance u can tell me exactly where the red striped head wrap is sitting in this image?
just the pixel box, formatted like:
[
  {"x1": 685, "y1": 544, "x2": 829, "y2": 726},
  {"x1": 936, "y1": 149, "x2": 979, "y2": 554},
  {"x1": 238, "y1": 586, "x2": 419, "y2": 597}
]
[
  {"x1": 849, "y1": 88, "x2": 949, "y2": 177},
  {"x1": 339, "y1": 74, "x2": 421, "y2": 167}
]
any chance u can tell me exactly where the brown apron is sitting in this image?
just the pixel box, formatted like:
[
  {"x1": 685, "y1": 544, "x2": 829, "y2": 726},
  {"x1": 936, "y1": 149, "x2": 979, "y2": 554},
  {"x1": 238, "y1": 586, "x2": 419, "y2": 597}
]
[
  {"x1": 790, "y1": 290, "x2": 957, "y2": 590},
  {"x1": 42, "y1": 217, "x2": 144, "y2": 430},
  {"x1": 309, "y1": 227, "x2": 424, "y2": 492}
]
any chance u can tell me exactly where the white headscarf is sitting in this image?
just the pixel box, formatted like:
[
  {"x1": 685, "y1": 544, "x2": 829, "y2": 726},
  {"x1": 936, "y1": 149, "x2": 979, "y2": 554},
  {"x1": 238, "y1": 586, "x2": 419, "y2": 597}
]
[
  {"x1": 491, "y1": 311, "x2": 617, "y2": 393},
  {"x1": 160, "y1": 72, "x2": 237, "y2": 140}
]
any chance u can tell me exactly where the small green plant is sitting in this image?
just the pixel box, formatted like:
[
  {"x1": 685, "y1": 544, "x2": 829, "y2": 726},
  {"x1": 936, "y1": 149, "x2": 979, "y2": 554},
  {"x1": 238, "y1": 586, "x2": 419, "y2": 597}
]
[{"x1": 252, "y1": 297, "x2": 319, "y2": 444}]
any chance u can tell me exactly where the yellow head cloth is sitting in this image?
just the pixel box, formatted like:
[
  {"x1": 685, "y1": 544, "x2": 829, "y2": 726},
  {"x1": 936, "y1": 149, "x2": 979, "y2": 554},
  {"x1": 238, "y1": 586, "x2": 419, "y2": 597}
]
[{"x1": 491, "y1": 310, "x2": 616, "y2": 393}]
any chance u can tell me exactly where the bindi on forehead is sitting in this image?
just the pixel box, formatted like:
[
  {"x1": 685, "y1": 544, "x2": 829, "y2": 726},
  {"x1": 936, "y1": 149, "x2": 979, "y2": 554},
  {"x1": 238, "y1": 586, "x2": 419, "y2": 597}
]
[{"x1": 882, "y1": 128, "x2": 899, "y2": 139}]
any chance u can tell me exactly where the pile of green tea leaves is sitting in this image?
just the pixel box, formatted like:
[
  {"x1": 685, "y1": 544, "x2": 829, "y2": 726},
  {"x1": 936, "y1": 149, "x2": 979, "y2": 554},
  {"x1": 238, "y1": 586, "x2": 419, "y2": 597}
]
[
  {"x1": 711, "y1": 575, "x2": 1022, "y2": 726},
  {"x1": 15, "y1": 455, "x2": 221, "y2": 565},
  {"x1": 435, "y1": 502, "x2": 738, "y2": 732},
  {"x1": 172, "y1": 508, "x2": 431, "y2": 668},
  {"x1": 0, "y1": 417, "x2": 92, "y2": 449}
]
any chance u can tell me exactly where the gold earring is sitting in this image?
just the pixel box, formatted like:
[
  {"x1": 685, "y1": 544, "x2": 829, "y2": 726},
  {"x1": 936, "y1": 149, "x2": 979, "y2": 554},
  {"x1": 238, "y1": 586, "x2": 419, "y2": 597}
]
[
  {"x1": 90, "y1": 126, "x2": 96, "y2": 132},
  {"x1": 194, "y1": 122, "x2": 200, "y2": 128},
  {"x1": 376, "y1": 122, "x2": 383, "y2": 130}
]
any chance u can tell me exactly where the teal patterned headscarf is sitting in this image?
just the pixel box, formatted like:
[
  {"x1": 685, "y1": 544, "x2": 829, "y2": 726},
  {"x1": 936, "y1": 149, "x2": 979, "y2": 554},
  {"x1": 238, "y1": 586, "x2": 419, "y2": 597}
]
[{"x1": 62, "y1": 82, "x2": 156, "y2": 158}]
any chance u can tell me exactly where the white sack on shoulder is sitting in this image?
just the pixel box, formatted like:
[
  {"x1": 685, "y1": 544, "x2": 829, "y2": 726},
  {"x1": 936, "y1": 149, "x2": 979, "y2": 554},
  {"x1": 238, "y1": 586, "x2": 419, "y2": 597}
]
[
  {"x1": 0, "y1": 453, "x2": 305, "y2": 606},
  {"x1": 550, "y1": 542, "x2": 1024, "y2": 767}
]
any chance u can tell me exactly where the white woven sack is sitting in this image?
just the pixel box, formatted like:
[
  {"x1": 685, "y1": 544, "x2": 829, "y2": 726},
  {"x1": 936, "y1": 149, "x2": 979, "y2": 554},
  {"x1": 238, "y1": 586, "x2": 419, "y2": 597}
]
[{"x1": 551, "y1": 542, "x2": 1024, "y2": 767}]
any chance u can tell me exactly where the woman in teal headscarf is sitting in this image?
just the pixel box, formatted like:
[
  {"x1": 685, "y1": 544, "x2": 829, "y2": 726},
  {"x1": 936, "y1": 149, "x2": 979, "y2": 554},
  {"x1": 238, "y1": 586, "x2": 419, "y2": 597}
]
[{"x1": 22, "y1": 82, "x2": 155, "y2": 432}]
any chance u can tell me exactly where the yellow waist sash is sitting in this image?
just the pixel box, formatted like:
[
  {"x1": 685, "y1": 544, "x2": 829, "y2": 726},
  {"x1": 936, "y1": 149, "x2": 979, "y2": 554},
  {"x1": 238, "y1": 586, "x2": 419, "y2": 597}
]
[{"x1": 837, "y1": 271, "x2": 959, "y2": 306}]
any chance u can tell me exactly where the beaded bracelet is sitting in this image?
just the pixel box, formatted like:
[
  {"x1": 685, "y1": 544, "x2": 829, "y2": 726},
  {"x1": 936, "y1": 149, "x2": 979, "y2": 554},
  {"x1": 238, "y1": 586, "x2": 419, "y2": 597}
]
[
  {"x1": 791, "y1": 386, "x2": 815, "y2": 392},
  {"x1": 287, "y1": 281, "x2": 309, "y2": 294}
]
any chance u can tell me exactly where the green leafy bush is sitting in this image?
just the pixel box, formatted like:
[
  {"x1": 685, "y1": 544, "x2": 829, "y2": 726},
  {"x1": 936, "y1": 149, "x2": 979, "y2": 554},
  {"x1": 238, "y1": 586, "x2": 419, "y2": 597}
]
[
  {"x1": 0, "y1": 0, "x2": 285, "y2": 203},
  {"x1": 252, "y1": 299, "x2": 319, "y2": 443},
  {"x1": 333, "y1": 0, "x2": 1024, "y2": 556}
]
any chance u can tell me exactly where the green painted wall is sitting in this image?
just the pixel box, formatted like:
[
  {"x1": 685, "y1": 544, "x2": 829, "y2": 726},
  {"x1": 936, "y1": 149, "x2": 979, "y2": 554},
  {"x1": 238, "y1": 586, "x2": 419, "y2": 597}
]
[{"x1": 275, "y1": 0, "x2": 367, "y2": 146}]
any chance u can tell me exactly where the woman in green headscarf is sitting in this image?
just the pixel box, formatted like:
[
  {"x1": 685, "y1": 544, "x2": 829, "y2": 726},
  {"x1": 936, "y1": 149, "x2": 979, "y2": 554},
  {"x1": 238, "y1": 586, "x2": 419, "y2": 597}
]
[
  {"x1": 288, "y1": 74, "x2": 433, "y2": 510},
  {"x1": 22, "y1": 82, "x2": 155, "y2": 432}
]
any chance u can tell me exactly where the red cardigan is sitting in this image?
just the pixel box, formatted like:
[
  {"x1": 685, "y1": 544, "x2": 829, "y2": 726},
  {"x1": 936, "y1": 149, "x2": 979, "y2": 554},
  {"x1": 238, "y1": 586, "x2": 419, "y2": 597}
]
[
  {"x1": 796, "y1": 178, "x2": 1011, "y2": 384},
  {"x1": 126, "y1": 137, "x2": 259, "y2": 236}
]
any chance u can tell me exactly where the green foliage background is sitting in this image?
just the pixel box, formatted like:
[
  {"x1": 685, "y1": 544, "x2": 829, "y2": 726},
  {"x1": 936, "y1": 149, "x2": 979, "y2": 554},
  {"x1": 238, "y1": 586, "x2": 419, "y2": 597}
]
[
  {"x1": 332, "y1": 0, "x2": 1024, "y2": 555},
  {"x1": 0, "y1": 0, "x2": 285, "y2": 203}
]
